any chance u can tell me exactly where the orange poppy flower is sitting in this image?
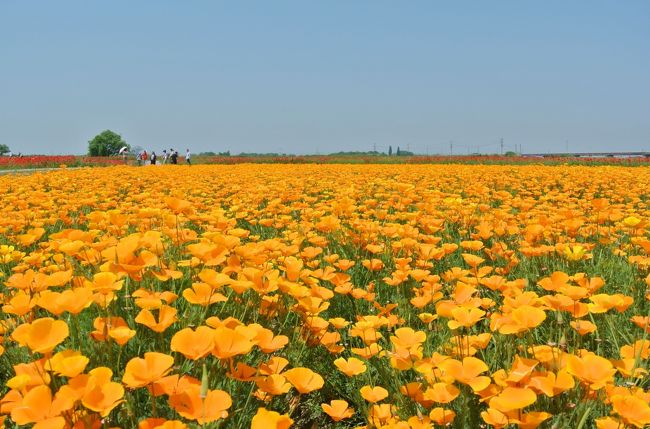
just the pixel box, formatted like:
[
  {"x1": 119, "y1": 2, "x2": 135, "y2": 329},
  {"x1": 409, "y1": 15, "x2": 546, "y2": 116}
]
[
  {"x1": 509, "y1": 411, "x2": 552, "y2": 428},
  {"x1": 407, "y1": 415, "x2": 434, "y2": 429},
  {"x1": 258, "y1": 357, "x2": 290, "y2": 376},
  {"x1": 429, "y1": 407, "x2": 456, "y2": 426},
  {"x1": 368, "y1": 403, "x2": 395, "y2": 426},
  {"x1": 448, "y1": 306, "x2": 486, "y2": 330},
  {"x1": 165, "y1": 197, "x2": 194, "y2": 216},
  {"x1": 139, "y1": 419, "x2": 188, "y2": 429},
  {"x1": 134, "y1": 305, "x2": 178, "y2": 333},
  {"x1": 462, "y1": 253, "x2": 485, "y2": 268},
  {"x1": 2, "y1": 290, "x2": 37, "y2": 316},
  {"x1": 570, "y1": 320, "x2": 597, "y2": 336},
  {"x1": 493, "y1": 305, "x2": 546, "y2": 335},
  {"x1": 300, "y1": 246, "x2": 323, "y2": 260},
  {"x1": 350, "y1": 325, "x2": 382, "y2": 345},
  {"x1": 589, "y1": 294, "x2": 633, "y2": 314},
  {"x1": 537, "y1": 271, "x2": 571, "y2": 291},
  {"x1": 333, "y1": 357, "x2": 367, "y2": 377},
  {"x1": 12, "y1": 317, "x2": 69, "y2": 354},
  {"x1": 360, "y1": 385, "x2": 389, "y2": 403},
  {"x1": 488, "y1": 387, "x2": 537, "y2": 413},
  {"x1": 328, "y1": 317, "x2": 350, "y2": 329},
  {"x1": 228, "y1": 362, "x2": 257, "y2": 381},
  {"x1": 422, "y1": 382, "x2": 460, "y2": 404},
  {"x1": 612, "y1": 358, "x2": 648, "y2": 378},
  {"x1": 251, "y1": 407, "x2": 294, "y2": 429},
  {"x1": 481, "y1": 408, "x2": 509, "y2": 428},
  {"x1": 122, "y1": 352, "x2": 175, "y2": 388},
  {"x1": 42, "y1": 287, "x2": 94, "y2": 315},
  {"x1": 45, "y1": 269, "x2": 73, "y2": 288},
  {"x1": 8, "y1": 360, "x2": 51, "y2": 392},
  {"x1": 255, "y1": 374, "x2": 292, "y2": 396},
  {"x1": 611, "y1": 394, "x2": 650, "y2": 428},
  {"x1": 334, "y1": 259, "x2": 355, "y2": 271},
  {"x1": 390, "y1": 327, "x2": 426, "y2": 350},
  {"x1": 594, "y1": 416, "x2": 625, "y2": 429},
  {"x1": 86, "y1": 272, "x2": 124, "y2": 294},
  {"x1": 169, "y1": 384, "x2": 231, "y2": 424},
  {"x1": 80, "y1": 375, "x2": 125, "y2": 417},
  {"x1": 44, "y1": 350, "x2": 89, "y2": 378},
  {"x1": 182, "y1": 283, "x2": 227, "y2": 306},
  {"x1": 321, "y1": 400, "x2": 354, "y2": 421},
  {"x1": 620, "y1": 340, "x2": 650, "y2": 360},
  {"x1": 91, "y1": 316, "x2": 136, "y2": 346},
  {"x1": 10, "y1": 385, "x2": 70, "y2": 428},
  {"x1": 247, "y1": 324, "x2": 289, "y2": 353},
  {"x1": 170, "y1": 326, "x2": 215, "y2": 360},
  {"x1": 566, "y1": 353, "x2": 616, "y2": 390},
  {"x1": 400, "y1": 382, "x2": 424, "y2": 403},
  {"x1": 211, "y1": 326, "x2": 254, "y2": 360},
  {"x1": 501, "y1": 355, "x2": 538, "y2": 384},
  {"x1": 631, "y1": 316, "x2": 650, "y2": 332},
  {"x1": 149, "y1": 375, "x2": 199, "y2": 397},
  {"x1": 438, "y1": 357, "x2": 491, "y2": 392},
  {"x1": 351, "y1": 342, "x2": 383, "y2": 359},
  {"x1": 132, "y1": 288, "x2": 178, "y2": 307},
  {"x1": 283, "y1": 368, "x2": 324, "y2": 394},
  {"x1": 5, "y1": 270, "x2": 51, "y2": 293},
  {"x1": 362, "y1": 258, "x2": 384, "y2": 271}
]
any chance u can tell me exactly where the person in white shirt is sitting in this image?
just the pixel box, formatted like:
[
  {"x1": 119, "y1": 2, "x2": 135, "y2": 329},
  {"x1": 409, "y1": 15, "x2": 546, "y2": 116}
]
[{"x1": 185, "y1": 148, "x2": 191, "y2": 165}]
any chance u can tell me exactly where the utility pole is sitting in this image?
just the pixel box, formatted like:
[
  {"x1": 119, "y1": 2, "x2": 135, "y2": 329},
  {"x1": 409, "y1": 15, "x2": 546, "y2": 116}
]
[
  {"x1": 450, "y1": 141, "x2": 453, "y2": 156},
  {"x1": 500, "y1": 138, "x2": 504, "y2": 155},
  {"x1": 373, "y1": 143, "x2": 377, "y2": 153}
]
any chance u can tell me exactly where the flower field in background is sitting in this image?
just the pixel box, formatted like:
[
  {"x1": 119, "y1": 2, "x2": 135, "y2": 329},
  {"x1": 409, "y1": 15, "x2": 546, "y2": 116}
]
[
  {"x1": 2, "y1": 154, "x2": 650, "y2": 170},
  {"x1": 0, "y1": 156, "x2": 124, "y2": 170},
  {"x1": 0, "y1": 164, "x2": 649, "y2": 429}
]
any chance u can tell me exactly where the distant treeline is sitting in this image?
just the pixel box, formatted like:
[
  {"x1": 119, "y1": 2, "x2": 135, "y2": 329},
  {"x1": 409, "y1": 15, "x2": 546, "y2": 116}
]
[{"x1": 198, "y1": 149, "x2": 416, "y2": 157}]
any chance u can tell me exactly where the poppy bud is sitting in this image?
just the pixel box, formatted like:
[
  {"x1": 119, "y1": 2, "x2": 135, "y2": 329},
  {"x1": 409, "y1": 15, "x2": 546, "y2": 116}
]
[{"x1": 201, "y1": 363, "x2": 209, "y2": 400}]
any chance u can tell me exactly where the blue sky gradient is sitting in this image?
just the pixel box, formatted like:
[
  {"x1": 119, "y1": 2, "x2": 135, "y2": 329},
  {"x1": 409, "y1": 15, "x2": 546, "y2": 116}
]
[{"x1": 1, "y1": 1, "x2": 649, "y2": 155}]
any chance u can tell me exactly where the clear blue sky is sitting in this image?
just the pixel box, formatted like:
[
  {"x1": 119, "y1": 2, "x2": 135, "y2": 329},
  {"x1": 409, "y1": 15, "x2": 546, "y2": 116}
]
[{"x1": 1, "y1": 1, "x2": 648, "y2": 155}]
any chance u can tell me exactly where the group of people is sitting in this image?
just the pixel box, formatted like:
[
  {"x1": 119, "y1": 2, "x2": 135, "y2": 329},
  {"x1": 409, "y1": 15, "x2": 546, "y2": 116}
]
[{"x1": 119, "y1": 147, "x2": 191, "y2": 165}]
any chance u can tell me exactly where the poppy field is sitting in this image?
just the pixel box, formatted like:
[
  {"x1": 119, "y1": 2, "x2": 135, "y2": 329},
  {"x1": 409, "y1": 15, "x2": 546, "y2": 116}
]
[
  {"x1": 0, "y1": 157, "x2": 124, "y2": 170},
  {"x1": 1, "y1": 164, "x2": 650, "y2": 429}
]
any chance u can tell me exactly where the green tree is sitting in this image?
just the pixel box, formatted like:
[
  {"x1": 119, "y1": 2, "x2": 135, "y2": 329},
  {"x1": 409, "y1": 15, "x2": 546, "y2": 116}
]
[
  {"x1": 88, "y1": 130, "x2": 128, "y2": 156},
  {"x1": 388, "y1": 145, "x2": 392, "y2": 156},
  {"x1": 0, "y1": 144, "x2": 10, "y2": 155}
]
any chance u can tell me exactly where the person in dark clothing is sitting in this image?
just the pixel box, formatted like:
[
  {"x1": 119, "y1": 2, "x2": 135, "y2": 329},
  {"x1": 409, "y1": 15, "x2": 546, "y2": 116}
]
[
  {"x1": 170, "y1": 150, "x2": 178, "y2": 164},
  {"x1": 150, "y1": 151, "x2": 157, "y2": 165}
]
